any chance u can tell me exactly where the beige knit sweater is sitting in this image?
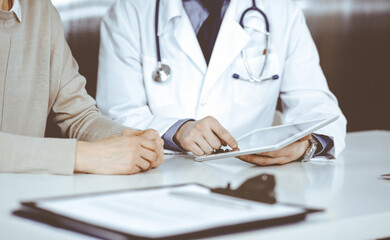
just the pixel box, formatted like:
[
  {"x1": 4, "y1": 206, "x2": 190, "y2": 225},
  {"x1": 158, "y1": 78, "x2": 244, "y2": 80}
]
[{"x1": 0, "y1": 0, "x2": 127, "y2": 175}]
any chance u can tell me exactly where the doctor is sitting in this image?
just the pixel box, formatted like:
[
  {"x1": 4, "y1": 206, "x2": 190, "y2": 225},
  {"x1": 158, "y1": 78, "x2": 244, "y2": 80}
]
[{"x1": 97, "y1": 0, "x2": 347, "y2": 165}]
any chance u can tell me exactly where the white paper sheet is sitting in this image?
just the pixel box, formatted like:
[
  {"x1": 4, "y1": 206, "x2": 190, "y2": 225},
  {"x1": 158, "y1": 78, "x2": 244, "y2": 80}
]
[{"x1": 37, "y1": 184, "x2": 305, "y2": 238}]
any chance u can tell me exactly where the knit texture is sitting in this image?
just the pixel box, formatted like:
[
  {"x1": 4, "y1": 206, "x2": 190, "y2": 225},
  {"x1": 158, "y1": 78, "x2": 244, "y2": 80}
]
[{"x1": 0, "y1": 0, "x2": 127, "y2": 175}]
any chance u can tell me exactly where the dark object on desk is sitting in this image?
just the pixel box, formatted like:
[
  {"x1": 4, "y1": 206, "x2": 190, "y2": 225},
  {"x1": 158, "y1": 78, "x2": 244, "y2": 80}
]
[
  {"x1": 380, "y1": 174, "x2": 390, "y2": 180},
  {"x1": 212, "y1": 174, "x2": 276, "y2": 204}
]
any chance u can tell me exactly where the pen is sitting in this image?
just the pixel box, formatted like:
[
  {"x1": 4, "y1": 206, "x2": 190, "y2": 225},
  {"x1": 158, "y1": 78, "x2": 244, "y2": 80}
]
[{"x1": 169, "y1": 191, "x2": 253, "y2": 210}]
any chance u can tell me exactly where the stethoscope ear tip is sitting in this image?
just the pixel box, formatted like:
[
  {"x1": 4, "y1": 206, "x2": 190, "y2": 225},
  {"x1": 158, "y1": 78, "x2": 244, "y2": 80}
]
[
  {"x1": 232, "y1": 73, "x2": 240, "y2": 79},
  {"x1": 272, "y1": 75, "x2": 279, "y2": 80}
]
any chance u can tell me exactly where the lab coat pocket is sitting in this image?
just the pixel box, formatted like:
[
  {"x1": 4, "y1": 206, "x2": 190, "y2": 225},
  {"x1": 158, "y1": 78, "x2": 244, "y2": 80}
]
[{"x1": 231, "y1": 50, "x2": 281, "y2": 107}]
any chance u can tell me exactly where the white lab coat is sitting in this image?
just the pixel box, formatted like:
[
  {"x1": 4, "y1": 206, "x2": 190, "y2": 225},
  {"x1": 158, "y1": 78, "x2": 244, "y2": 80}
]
[{"x1": 97, "y1": 0, "x2": 347, "y2": 157}]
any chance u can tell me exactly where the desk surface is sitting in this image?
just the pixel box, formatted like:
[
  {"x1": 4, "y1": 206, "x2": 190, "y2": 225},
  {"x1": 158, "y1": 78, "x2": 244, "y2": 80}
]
[{"x1": 1, "y1": 130, "x2": 389, "y2": 240}]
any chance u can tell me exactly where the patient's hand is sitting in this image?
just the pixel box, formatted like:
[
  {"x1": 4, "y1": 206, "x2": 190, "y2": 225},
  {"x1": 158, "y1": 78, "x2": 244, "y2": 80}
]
[
  {"x1": 74, "y1": 129, "x2": 164, "y2": 175},
  {"x1": 121, "y1": 129, "x2": 165, "y2": 168},
  {"x1": 237, "y1": 135, "x2": 311, "y2": 165}
]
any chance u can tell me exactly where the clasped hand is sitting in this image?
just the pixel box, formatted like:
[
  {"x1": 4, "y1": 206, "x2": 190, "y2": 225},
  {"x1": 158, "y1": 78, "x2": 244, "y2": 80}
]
[{"x1": 75, "y1": 129, "x2": 164, "y2": 174}]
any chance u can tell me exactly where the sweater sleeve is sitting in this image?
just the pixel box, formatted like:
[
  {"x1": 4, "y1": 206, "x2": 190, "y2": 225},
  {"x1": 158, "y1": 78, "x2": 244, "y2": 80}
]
[
  {"x1": 0, "y1": 2, "x2": 129, "y2": 175},
  {"x1": 0, "y1": 132, "x2": 76, "y2": 175},
  {"x1": 48, "y1": 2, "x2": 129, "y2": 141}
]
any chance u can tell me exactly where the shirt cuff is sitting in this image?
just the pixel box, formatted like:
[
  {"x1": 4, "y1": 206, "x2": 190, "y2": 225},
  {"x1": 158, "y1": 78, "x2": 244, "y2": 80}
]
[
  {"x1": 162, "y1": 119, "x2": 194, "y2": 151},
  {"x1": 312, "y1": 133, "x2": 334, "y2": 157}
]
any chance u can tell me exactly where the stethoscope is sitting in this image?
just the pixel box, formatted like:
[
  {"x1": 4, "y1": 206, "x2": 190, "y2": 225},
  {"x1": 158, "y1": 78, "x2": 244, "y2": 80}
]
[
  {"x1": 152, "y1": 0, "x2": 171, "y2": 83},
  {"x1": 233, "y1": 0, "x2": 279, "y2": 83},
  {"x1": 152, "y1": 0, "x2": 279, "y2": 83}
]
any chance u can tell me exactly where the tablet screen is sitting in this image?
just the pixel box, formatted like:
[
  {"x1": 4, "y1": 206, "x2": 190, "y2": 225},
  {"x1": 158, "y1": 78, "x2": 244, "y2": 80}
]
[{"x1": 237, "y1": 118, "x2": 326, "y2": 150}]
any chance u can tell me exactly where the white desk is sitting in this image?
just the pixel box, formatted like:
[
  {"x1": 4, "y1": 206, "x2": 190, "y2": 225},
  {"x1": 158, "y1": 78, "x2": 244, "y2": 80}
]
[{"x1": 1, "y1": 131, "x2": 389, "y2": 240}]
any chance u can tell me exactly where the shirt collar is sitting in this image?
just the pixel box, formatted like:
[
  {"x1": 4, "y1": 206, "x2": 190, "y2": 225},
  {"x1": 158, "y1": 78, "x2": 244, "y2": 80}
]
[{"x1": 10, "y1": 0, "x2": 22, "y2": 22}]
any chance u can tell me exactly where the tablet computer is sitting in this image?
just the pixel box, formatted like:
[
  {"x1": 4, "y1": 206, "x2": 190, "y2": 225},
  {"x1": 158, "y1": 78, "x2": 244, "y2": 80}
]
[{"x1": 194, "y1": 115, "x2": 339, "y2": 162}]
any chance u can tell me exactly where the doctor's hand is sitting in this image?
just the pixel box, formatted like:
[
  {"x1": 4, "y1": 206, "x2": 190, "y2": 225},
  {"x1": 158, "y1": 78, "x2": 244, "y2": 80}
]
[
  {"x1": 74, "y1": 129, "x2": 164, "y2": 175},
  {"x1": 173, "y1": 116, "x2": 238, "y2": 156},
  {"x1": 237, "y1": 135, "x2": 311, "y2": 166}
]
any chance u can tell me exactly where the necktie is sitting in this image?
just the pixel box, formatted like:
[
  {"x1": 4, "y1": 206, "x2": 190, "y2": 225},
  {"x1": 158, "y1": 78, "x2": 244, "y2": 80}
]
[{"x1": 197, "y1": 0, "x2": 224, "y2": 65}]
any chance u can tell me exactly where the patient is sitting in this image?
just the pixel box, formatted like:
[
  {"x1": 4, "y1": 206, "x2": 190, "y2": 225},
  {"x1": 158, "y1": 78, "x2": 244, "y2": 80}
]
[{"x1": 0, "y1": 0, "x2": 164, "y2": 175}]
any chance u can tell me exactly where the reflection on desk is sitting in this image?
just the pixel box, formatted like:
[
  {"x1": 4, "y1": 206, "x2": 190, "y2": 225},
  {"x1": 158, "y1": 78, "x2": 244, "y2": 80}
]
[{"x1": 0, "y1": 130, "x2": 389, "y2": 240}]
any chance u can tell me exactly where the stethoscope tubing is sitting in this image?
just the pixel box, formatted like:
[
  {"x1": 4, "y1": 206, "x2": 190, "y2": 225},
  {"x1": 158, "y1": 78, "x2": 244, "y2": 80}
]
[
  {"x1": 239, "y1": 0, "x2": 270, "y2": 32},
  {"x1": 152, "y1": 0, "x2": 172, "y2": 83},
  {"x1": 155, "y1": 0, "x2": 162, "y2": 63},
  {"x1": 235, "y1": 0, "x2": 279, "y2": 83},
  {"x1": 153, "y1": 0, "x2": 278, "y2": 83}
]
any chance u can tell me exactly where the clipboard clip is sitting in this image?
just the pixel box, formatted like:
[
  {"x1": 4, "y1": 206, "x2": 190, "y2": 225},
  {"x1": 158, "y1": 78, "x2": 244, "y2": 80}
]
[{"x1": 211, "y1": 174, "x2": 277, "y2": 204}]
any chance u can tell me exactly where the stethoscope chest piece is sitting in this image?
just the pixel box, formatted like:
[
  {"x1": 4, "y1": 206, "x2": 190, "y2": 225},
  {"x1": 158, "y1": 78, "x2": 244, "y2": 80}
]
[{"x1": 152, "y1": 63, "x2": 171, "y2": 83}]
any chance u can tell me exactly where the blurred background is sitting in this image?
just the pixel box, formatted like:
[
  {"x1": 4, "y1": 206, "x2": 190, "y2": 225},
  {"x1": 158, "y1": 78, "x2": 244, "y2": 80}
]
[{"x1": 47, "y1": 0, "x2": 390, "y2": 137}]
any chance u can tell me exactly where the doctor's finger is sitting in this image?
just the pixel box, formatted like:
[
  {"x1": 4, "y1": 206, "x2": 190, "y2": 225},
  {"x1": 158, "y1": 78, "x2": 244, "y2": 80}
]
[
  {"x1": 238, "y1": 155, "x2": 291, "y2": 166},
  {"x1": 260, "y1": 140, "x2": 301, "y2": 157},
  {"x1": 203, "y1": 131, "x2": 223, "y2": 150},
  {"x1": 188, "y1": 143, "x2": 205, "y2": 156},
  {"x1": 261, "y1": 140, "x2": 308, "y2": 159},
  {"x1": 210, "y1": 125, "x2": 238, "y2": 150},
  {"x1": 195, "y1": 137, "x2": 214, "y2": 155},
  {"x1": 297, "y1": 134, "x2": 311, "y2": 142}
]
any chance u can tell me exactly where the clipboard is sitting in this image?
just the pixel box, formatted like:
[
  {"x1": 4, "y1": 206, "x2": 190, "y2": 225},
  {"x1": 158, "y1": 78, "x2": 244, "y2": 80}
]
[{"x1": 13, "y1": 183, "x2": 322, "y2": 240}]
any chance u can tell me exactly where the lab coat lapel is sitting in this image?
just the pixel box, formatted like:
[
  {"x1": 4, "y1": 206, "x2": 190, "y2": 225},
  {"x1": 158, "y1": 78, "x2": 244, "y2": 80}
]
[
  {"x1": 174, "y1": 15, "x2": 207, "y2": 74},
  {"x1": 160, "y1": 0, "x2": 206, "y2": 74},
  {"x1": 158, "y1": 0, "x2": 206, "y2": 73},
  {"x1": 204, "y1": 0, "x2": 250, "y2": 87}
]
